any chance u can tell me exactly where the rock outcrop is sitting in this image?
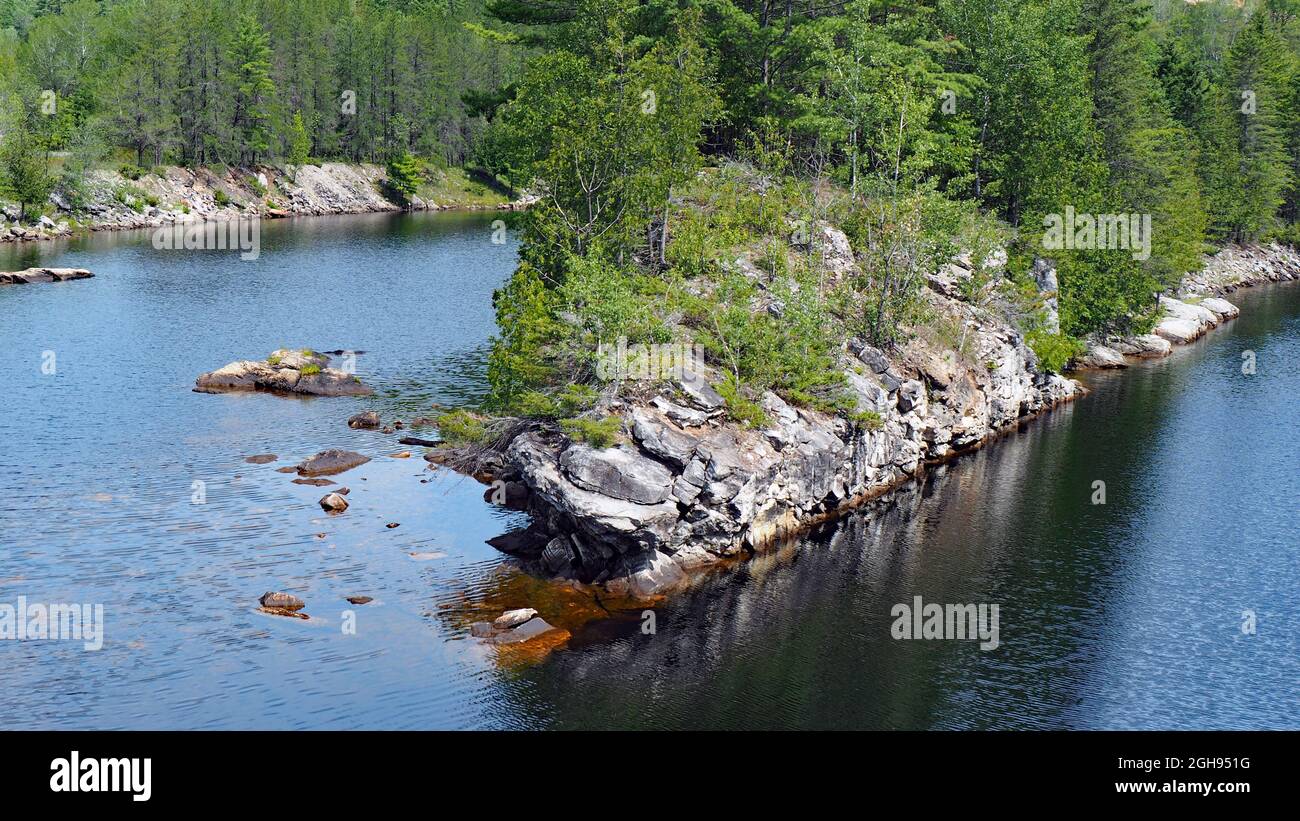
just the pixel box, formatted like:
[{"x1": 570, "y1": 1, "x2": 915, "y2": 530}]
[
  {"x1": 480, "y1": 280, "x2": 1080, "y2": 598},
  {"x1": 0, "y1": 267, "x2": 93, "y2": 285},
  {"x1": 195, "y1": 349, "x2": 371, "y2": 397},
  {"x1": 463, "y1": 243, "x2": 1298, "y2": 601}
]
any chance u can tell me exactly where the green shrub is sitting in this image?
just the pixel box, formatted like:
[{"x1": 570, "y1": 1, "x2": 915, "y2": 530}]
[
  {"x1": 850, "y1": 409, "x2": 884, "y2": 430},
  {"x1": 119, "y1": 164, "x2": 144, "y2": 180},
  {"x1": 715, "y1": 376, "x2": 770, "y2": 428},
  {"x1": 299, "y1": 364, "x2": 321, "y2": 376},
  {"x1": 1026, "y1": 329, "x2": 1084, "y2": 374},
  {"x1": 213, "y1": 189, "x2": 231, "y2": 207},
  {"x1": 560, "y1": 416, "x2": 621, "y2": 448},
  {"x1": 514, "y1": 383, "x2": 599, "y2": 419},
  {"x1": 436, "y1": 409, "x2": 488, "y2": 445}
]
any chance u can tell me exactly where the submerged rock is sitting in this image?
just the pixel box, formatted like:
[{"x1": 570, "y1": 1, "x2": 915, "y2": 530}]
[
  {"x1": 292, "y1": 478, "x2": 335, "y2": 487},
  {"x1": 489, "y1": 617, "x2": 562, "y2": 644},
  {"x1": 345, "y1": 596, "x2": 373, "y2": 605},
  {"x1": 244, "y1": 454, "x2": 278, "y2": 464}
]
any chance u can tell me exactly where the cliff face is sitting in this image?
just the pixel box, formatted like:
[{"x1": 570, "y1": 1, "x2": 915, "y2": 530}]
[{"x1": 488, "y1": 256, "x2": 1080, "y2": 598}]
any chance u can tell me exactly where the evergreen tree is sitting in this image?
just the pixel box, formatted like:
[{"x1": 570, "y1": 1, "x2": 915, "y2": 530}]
[{"x1": 229, "y1": 13, "x2": 276, "y2": 166}]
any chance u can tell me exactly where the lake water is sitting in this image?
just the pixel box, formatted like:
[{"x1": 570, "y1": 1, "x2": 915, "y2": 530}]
[{"x1": 1, "y1": 213, "x2": 1295, "y2": 729}]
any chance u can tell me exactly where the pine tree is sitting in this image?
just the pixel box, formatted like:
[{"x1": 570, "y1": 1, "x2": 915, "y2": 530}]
[
  {"x1": 228, "y1": 12, "x2": 275, "y2": 166},
  {"x1": 1201, "y1": 12, "x2": 1294, "y2": 241}
]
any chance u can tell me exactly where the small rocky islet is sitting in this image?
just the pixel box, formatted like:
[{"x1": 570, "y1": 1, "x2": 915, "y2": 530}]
[
  {"x1": 0, "y1": 267, "x2": 94, "y2": 285},
  {"x1": 195, "y1": 348, "x2": 372, "y2": 397}
]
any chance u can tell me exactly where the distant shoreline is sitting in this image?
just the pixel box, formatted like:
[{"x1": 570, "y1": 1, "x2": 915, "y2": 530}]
[{"x1": 0, "y1": 162, "x2": 532, "y2": 246}]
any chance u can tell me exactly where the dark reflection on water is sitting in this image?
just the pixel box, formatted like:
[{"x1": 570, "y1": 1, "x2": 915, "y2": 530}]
[
  {"x1": 2, "y1": 216, "x2": 1296, "y2": 729},
  {"x1": 500, "y1": 283, "x2": 1300, "y2": 730}
]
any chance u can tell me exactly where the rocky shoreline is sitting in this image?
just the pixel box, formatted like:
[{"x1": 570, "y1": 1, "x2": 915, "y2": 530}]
[
  {"x1": 432, "y1": 242, "x2": 1299, "y2": 602},
  {"x1": 1, "y1": 162, "x2": 535, "y2": 244},
  {"x1": 1077, "y1": 243, "x2": 1300, "y2": 368}
]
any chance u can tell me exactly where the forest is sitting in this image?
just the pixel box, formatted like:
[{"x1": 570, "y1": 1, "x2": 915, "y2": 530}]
[{"x1": 1, "y1": 0, "x2": 1297, "y2": 419}]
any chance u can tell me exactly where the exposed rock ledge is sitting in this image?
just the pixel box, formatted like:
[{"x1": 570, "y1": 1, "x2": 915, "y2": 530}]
[
  {"x1": 0, "y1": 267, "x2": 93, "y2": 285},
  {"x1": 196, "y1": 349, "x2": 371, "y2": 397},
  {"x1": 465, "y1": 277, "x2": 1080, "y2": 599}
]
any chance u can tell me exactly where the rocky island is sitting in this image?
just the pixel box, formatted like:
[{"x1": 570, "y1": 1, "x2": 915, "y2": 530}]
[
  {"x1": 431, "y1": 241, "x2": 1299, "y2": 600},
  {"x1": 196, "y1": 349, "x2": 372, "y2": 397}
]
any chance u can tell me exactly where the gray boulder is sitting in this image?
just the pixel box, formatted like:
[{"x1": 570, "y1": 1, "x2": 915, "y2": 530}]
[{"x1": 559, "y1": 444, "x2": 675, "y2": 504}]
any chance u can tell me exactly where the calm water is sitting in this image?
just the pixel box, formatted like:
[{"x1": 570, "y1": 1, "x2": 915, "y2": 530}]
[{"x1": 1, "y1": 216, "x2": 1296, "y2": 729}]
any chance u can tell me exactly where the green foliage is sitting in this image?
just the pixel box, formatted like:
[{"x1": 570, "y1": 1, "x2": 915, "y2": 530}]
[
  {"x1": 213, "y1": 189, "x2": 231, "y2": 207},
  {"x1": 287, "y1": 112, "x2": 311, "y2": 166},
  {"x1": 559, "y1": 416, "x2": 621, "y2": 448},
  {"x1": 514, "y1": 383, "x2": 599, "y2": 420},
  {"x1": 1025, "y1": 328, "x2": 1084, "y2": 374},
  {"x1": 0, "y1": 109, "x2": 53, "y2": 221},
  {"x1": 384, "y1": 151, "x2": 422, "y2": 206},
  {"x1": 851, "y1": 409, "x2": 885, "y2": 431},
  {"x1": 435, "y1": 409, "x2": 488, "y2": 445},
  {"x1": 299, "y1": 364, "x2": 321, "y2": 376},
  {"x1": 715, "y1": 376, "x2": 770, "y2": 429}
]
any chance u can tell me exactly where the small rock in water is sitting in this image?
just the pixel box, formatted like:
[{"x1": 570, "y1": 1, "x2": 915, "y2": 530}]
[
  {"x1": 408, "y1": 551, "x2": 446, "y2": 561},
  {"x1": 276, "y1": 466, "x2": 297, "y2": 474},
  {"x1": 385, "y1": 522, "x2": 400, "y2": 529},
  {"x1": 470, "y1": 622, "x2": 496, "y2": 638},
  {"x1": 493, "y1": 608, "x2": 539, "y2": 630},
  {"x1": 319, "y1": 492, "x2": 349, "y2": 513},
  {"x1": 489, "y1": 617, "x2": 561, "y2": 645},
  {"x1": 348, "y1": 411, "x2": 380, "y2": 429},
  {"x1": 314, "y1": 533, "x2": 327, "y2": 539},
  {"x1": 259, "y1": 591, "x2": 305, "y2": 611},
  {"x1": 292, "y1": 478, "x2": 334, "y2": 487},
  {"x1": 391, "y1": 451, "x2": 411, "y2": 459},
  {"x1": 345, "y1": 596, "x2": 373, "y2": 605},
  {"x1": 337, "y1": 487, "x2": 350, "y2": 495},
  {"x1": 245, "y1": 454, "x2": 278, "y2": 464},
  {"x1": 296, "y1": 449, "x2": 370, "y2": 477}
]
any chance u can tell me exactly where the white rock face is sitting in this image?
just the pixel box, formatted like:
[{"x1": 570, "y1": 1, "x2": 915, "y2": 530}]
[
  {"x1": 1155, "y1": 318, "x2": 1202, "y2": 344},
  {"x1": 1199, "y1": 297, "x2": 1240, "y2": 319}
]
